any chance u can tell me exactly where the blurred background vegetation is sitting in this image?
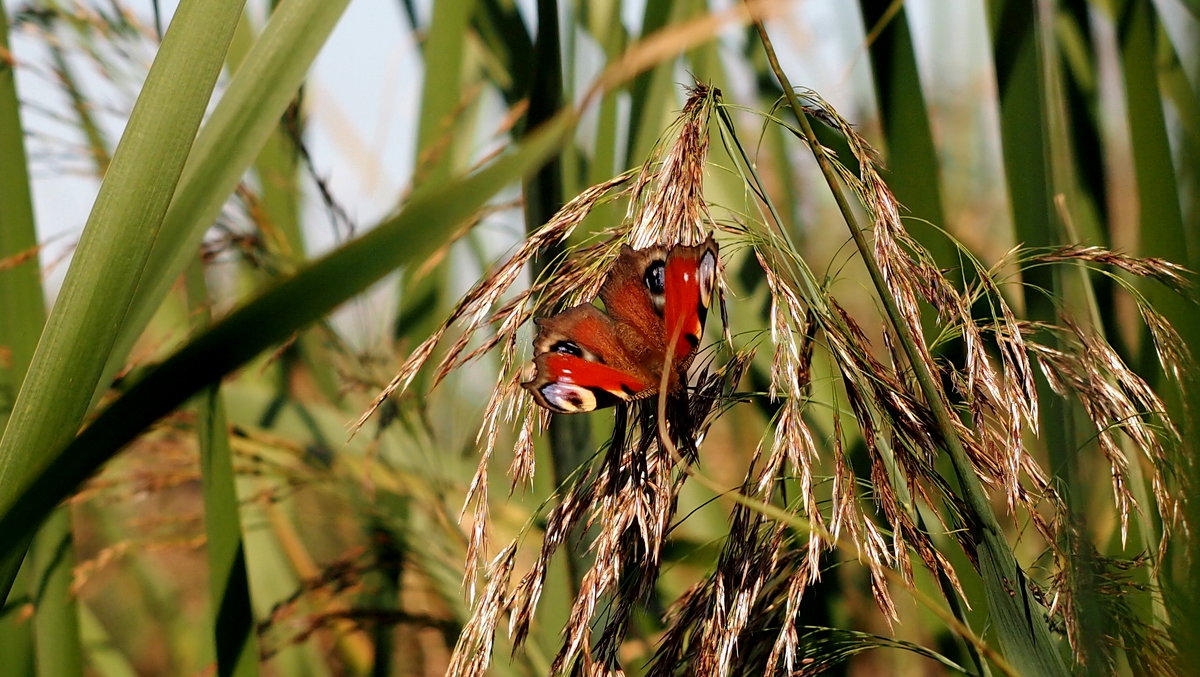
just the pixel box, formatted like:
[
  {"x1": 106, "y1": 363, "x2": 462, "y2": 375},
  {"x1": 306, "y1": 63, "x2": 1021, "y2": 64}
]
[{"x1": 0, "y1": 0, "x2": 1197, "y2": 675}]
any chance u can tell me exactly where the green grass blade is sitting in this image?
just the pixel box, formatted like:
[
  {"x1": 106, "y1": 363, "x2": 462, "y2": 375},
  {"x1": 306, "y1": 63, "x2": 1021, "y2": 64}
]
[
  {"x1": 0, "y1": 3, "x2": 44, "y2": 434},
  {"x1": 1111, "y1": 0, "x2": 1200, "y2": 667},
  {"x1": 625, "y1": 0, "x2": 681, "y2": 163},
  {"x1": 227, "y1": 11, "x2": 340, "y2": 407},
  {"x1": 415, "y1": 0, "x2": 475, "y2": 188},
  {"x1": 185, "y1": 261, "x2": 259, "y2": 677},
  {"x1": 472, "y1": 0, "x2": 533, "y2": 103},
  {"x1": 394, "y1": 0, "x2": 476, "y2": 372},
  {"x1": 986, "y1": 2, "x2": 1084, "y2": 673},
  {"x1": 583, "y1": 2, "x2": 626, "y2": 185},
  {"x1": 1174, "y1": 0, "x2": 1200, "y2": 20},
  {"x1": 0, "y1": 0, "x2": 247, "y2": 600},
  {"x1": 78, "y1": 603, "x2": 137, "y2": 677},
  {"x1": 858, "y1": 0, "x2": 950, "y2": 264},
  {"x1": 0, "y1": 20, "x2": 46, "y2": 641},
  {"x1": 23, "y1": 9, "x2": 130, "y2": 672},
  {"x1": 0, "y1": 111, "x2": 573, "y2": 569},
  {"x1": 1112, "y1": 0, "x2": 1195, "y2": 366},
  {"x1": 31, "y1": 509, "x2": 83, "y2": 676},
  {"x1": 102, "y1": 0, "x2": 352, "y2": 400}
]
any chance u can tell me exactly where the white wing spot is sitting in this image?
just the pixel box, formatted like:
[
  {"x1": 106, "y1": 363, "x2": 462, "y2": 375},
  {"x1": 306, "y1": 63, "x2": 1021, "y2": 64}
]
[{"x1": 541, "y1": 383, "x2": 597, "y2": 413}]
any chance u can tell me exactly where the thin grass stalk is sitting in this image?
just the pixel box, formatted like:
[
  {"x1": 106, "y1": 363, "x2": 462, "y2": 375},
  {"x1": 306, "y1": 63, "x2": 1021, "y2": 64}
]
[
  {"x1": 522, "y1": 0, "x2": 592, "y2": 598},
  {"x1": 752, "y1": 15, "x2": 1069, "y2": 677},
  {"x1": 44, "y1": 23, "x2": 111, "y2": 174},
  {"x1": 858, "y1": 5, "x2": 987, "y2": 671},
  {"x1": 227, "y1": 11, "x2": 340, "y2": 405},
  {"x1": 393, "y1": 0, "x2": 477, "y2": 377},
  {"x1": 471, "y1": 0, "x2": 534, "y2": 105},
  {"x1": 185, "y1": 261, "x2": 260, "y2": 677},
  {"x1": 0, "y1": 2, "x2": 43, "y2": 669}
]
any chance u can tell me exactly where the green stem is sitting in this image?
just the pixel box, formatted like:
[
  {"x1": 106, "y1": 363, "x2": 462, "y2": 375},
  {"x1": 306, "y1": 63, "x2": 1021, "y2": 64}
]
[{"x1": 524, "y1": 0, "x2": 589, "y2": 598}]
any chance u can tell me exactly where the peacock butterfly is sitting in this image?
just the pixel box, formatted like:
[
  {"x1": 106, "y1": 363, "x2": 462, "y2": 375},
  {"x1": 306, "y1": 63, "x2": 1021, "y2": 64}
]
[{"x1": 522, "y1": 236, "x2": 719, "y2": 413}]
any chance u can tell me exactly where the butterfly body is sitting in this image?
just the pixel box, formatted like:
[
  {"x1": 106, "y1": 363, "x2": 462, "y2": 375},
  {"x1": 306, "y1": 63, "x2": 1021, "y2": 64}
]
[{"x1": 522, "y1": 237, "x2": 718, "y2": 413}]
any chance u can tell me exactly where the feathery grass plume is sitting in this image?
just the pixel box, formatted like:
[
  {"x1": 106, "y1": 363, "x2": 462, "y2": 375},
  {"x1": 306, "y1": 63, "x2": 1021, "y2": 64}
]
[
  {"x1": 707, "y1": 85, "x2": 1189, "y2": 672},
  {"x1": 361, "y1": 74, "x2": 1189, "y2": 672},
  {"x1": 1024, "y1": 318, "x2": 1182, "y2": 551},
  {"x1": 1048, "y1": 541, "x2": 1178, "y2": 674},
  {"x1": 1028, "y1": 244, "x2": 1193, "y2": 385},
  {"x1": 354, "y1": 83, "x2": 730, "y2": 676}
]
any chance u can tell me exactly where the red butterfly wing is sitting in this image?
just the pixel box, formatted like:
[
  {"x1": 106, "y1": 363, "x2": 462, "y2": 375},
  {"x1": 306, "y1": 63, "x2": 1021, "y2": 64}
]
[
  {"x1": 521, "y1": 304, "x2": 654, "y2": 413},
  {"x1": 662, "y1": 237, "x2": 718, "y2": 363},
  {"x1": 523, "y1": 236, "x2": 719, "y2": 414},
  {"x1": 527, "y1": 353, "x2": 651, "y2": 413}
]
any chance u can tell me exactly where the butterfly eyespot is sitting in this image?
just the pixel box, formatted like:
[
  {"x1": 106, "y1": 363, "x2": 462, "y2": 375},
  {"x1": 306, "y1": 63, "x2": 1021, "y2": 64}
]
[
  {"x1": 539, "y1": 383, "x2": 597, "y2": 413},
  {"x1": 550, "y1": 340, "x2": 584, "y2": 357},
  {"x1": 644, "y1": 260, "x2": 666, "y2": 313}
]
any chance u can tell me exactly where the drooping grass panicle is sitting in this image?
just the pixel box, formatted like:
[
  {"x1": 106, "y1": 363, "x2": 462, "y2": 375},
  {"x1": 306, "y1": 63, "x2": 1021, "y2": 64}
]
[
  {"x1": 1029, "y1": 244, "x2": 1194, "y2": 386},
  {"x1": 430, "y1": 84, "x2": 741, "y2": 677},
  {"x1": 1025, "y1": 318, "x2": 1182, "y2": 552},
  {"x1": 713, "y1": 82, "x2": 1187, "y2": 670},
  {"x1": 351, "y1": 172, "x2": 634, "y2": 438},
  {"x1": 369, "y1": 76, "x2": 1188, "y2": 674}
]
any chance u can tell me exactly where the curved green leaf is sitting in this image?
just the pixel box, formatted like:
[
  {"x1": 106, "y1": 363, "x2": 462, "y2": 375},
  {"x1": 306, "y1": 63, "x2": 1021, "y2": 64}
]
[
  {"x1": 0, "y1": 0, "x2": 247, "y2": 599},
  {"x1": 0, "y1": 111, "x2": 573, "y2": 568}
]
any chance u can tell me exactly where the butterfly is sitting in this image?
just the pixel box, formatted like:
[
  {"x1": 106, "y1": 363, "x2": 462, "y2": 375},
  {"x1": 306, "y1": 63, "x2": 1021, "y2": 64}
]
[{"x1": 522, "y1": 236, "x2": 719, "y2": 413}]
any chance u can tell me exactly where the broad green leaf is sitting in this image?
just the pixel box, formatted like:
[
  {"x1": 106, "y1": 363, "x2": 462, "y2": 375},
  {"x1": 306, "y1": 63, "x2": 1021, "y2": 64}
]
[
  {"x1": 0, "y1": 0, "x2": 246, "y2": 602},
  {"x1": 104, "y1": 0, "x2": 352, "y2": 400},
  {"x1": 0, "y1": 111, "x2": 573, "y2": 571}
]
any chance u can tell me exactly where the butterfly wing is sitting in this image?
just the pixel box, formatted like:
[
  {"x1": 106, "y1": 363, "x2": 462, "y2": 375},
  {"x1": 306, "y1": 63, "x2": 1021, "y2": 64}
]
[
  {"x1": 662, "y1": 236, "x2": 718, "y2": 364},
  {"x1": 524, "y1": 236, "x2": 719, "y2": 414},
  {"x1": 521, "y1": 304, "x2": 654, "y2": 413}
]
